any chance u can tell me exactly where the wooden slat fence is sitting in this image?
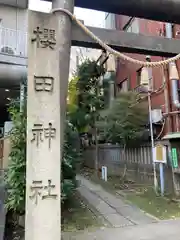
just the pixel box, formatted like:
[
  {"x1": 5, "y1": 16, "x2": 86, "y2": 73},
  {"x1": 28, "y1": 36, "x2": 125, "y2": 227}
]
[{"x1": 83, "y1": 144, "x2": 174, "y2": 192}]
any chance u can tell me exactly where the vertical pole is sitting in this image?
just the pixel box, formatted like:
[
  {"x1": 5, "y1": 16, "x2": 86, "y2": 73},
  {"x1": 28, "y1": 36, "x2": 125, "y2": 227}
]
[
  {"x1": 159, "y1": 162, "x2": 165, "y2": 196},
  {"x1": 94, "y1": 81, "x2": 99, "y2": 176},
  {"x1": 94, "y1": 126, "x2": 98, "y2": 176},
  {"x1": 148, "y1": 92, "x2": 158, "y2": 193},
  {"x1": 52, "y1": 0, "x2": 74, "y2": 146},
  {"x1": 146, "y1": 56, "x2": 158, "y2": 194}
]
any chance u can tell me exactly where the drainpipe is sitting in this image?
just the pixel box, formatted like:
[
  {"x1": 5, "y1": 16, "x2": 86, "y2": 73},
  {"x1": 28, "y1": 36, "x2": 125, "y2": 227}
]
[
  {"x1": 165, "y1": 23, "x2": 180, "y2": 131},
  {"x1": 171, "y1": 77, "x2": 180, "y2": 107},
  {"x1": 165, "y1": 23, "x2": 178, "y2": 196},
  {"x1": 163, "y1": 66, "x2": 171, "y2": 133}
]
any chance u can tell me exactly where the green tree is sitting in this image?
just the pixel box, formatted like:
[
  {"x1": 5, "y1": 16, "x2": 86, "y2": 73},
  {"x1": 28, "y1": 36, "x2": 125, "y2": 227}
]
[
  {"x1": 61, "y1": 120, "x2": 80, "y2": 205},
  {"x1": 98, "y1": 92, "x2": 148, "y2": 145},
  {"x1": 5, "y1": 100, "x2": 26, "y2": 214},
  {"x1": 69, "y1": 59, "x2": 105, "y2": 133},
  {"x1": 67, "y1": 76, "x2": 79, "y2": 114},
  {"x1": 68, "y1": 59, "x2": 105, "y2": 174},
  {"x1": 97, "y1": 91, "x2": 148, "y2": 177}
]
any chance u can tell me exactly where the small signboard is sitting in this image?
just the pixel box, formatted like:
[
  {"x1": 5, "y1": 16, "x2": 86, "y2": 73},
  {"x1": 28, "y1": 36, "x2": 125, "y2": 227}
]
[
  {"x1": 153, "y1": 144, "x2": 167, "y2": 164},
  {"x1": 171, "y1": 148, "x2": 178, "y2": 168}
]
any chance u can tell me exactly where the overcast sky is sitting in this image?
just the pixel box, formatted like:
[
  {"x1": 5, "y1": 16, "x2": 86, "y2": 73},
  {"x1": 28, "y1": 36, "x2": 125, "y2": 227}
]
[{"x1": 29, "y1": 0, "x2": 105, "y2": 27}]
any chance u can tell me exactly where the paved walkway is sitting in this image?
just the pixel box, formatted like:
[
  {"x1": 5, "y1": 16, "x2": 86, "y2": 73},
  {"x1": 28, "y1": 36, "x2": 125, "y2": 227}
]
[
  {"x1": 62, "y1": 175, "x2": 180, "y2": 240},
  {"x1": 77, "y1": 175, "x2": 156, "y2": 227},
  {"x1": 63, "y1": 219, "x2": 180, "y2": 239}
]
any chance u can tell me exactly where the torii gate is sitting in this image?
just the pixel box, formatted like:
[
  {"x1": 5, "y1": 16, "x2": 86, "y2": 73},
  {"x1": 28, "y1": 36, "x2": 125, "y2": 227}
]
[{"x1": 25, "y1": 0, "x2": 180, "y2": 240}]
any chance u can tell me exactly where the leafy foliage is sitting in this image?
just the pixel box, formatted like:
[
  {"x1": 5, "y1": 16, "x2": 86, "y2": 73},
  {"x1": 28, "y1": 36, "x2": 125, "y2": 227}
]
[
  {"x1": 68, "y1": 59, "x2": 105, "y2": 133},
  {"x1": 61, "y1": 120, "x2": 80, "y2": 204},
  {"x1": 97, "y1": 91, "x2": 148, "y2": 146},
  {"x1": 67, "y1": 76, "x2": 79, "y2": 114},
  {"x1": 5, "y1": 100, "x2": 26, "y2": 214}
]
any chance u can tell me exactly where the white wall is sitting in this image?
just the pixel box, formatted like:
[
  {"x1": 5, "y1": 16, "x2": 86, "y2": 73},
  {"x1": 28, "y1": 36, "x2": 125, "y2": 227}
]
[
  {"x1": 0, "y1": 5, "x2": 28, "y2": 56},
  {"x1": 0, "y1": 5, "x2": 27, "y2": 31},
  {"x1": 0, "y1": 0, "x2": 28, "y2": 9}
]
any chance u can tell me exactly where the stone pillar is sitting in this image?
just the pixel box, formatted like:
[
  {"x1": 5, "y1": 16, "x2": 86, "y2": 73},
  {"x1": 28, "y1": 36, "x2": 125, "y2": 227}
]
[
  {"x1": 26, "y1": 6, "x2": 73, "y2": 240},
  {"x1": 52, "y1": 0, "x2": 74, "y2": 144}
]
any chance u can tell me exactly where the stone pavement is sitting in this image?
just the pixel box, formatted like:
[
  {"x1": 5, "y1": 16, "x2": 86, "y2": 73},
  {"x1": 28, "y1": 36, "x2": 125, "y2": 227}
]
[
  {"x1": 62, "y1": 175, "x2": 180, "y2": 240},
  {"x1": 63, "y1": 218, "x2": 180, "y2": 240},
  {"x1": 77, "y1": 175, "x2": 156, "y2": 228}
]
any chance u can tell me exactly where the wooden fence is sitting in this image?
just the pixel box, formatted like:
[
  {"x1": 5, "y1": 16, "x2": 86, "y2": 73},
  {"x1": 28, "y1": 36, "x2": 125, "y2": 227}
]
[{"x1": 83, "y1": 144, "x2": 174, "y2": 192}]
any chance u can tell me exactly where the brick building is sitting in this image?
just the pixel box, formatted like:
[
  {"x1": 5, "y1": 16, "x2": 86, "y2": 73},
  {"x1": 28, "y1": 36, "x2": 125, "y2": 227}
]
[{"x1": 115, "y1": 16, "x2": 180, "y2": 136}]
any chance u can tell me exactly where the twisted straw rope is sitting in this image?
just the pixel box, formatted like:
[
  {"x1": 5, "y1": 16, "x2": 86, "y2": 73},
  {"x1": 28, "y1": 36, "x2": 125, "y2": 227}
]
[{"x1": 51, "y1": 8, "x2": 180, "y2": 68}]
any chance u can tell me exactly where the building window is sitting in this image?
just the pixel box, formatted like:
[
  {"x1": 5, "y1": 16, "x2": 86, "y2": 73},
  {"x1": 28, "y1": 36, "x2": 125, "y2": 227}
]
[{"x1": 125, "y1": 18, "x2": 139, "y2": 34}]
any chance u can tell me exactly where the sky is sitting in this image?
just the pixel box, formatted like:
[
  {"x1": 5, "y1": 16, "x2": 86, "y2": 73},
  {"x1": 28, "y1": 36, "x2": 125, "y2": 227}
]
[{"x1": 29, "y1": 0, "x2": 105, "y2": 27}]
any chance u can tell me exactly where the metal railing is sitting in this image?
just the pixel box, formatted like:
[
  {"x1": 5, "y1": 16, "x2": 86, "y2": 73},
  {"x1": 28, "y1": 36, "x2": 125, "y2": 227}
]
[{"x1": 0, "y1": 27, "x2": 27, "y2": 57}]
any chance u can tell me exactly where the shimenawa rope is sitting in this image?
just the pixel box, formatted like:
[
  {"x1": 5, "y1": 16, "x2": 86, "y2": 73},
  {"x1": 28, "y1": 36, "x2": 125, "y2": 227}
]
[{"x1": 51, "y1": 8, "x2": 180, "y2": 68}]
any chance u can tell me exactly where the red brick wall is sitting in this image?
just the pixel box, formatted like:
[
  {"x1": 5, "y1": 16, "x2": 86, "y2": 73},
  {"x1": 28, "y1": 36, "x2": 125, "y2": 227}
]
[{"x1": 115, "y1": 15, "x2": 180, "y2": 133}]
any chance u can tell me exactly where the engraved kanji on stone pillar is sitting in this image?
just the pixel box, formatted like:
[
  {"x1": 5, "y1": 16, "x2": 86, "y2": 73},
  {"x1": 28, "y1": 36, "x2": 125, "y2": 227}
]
[
  {"x1": 31, "y1": 123, "x2": 56, "y2": 149},
  {"x1": 42, "y1": 180, "x2": 58, "y2": 200},
  {"x1": 29, "y1": 180, "x2": 43, "y2": 205},
  {"x1": 29, "y1": 179, "x2": 58, "y2": 205},
  {"x1": 44, "y1": 123, "x2": 56, "y2": 149},
  {"x1": 31, "y1": 123, "x2": 43, "y2": 147},
  {"x1": 34, "y1": 76, "x2": 54, "y2": 92},
  {"x1": 31, "y1": 27, "x2": 56, "y2": 49}
]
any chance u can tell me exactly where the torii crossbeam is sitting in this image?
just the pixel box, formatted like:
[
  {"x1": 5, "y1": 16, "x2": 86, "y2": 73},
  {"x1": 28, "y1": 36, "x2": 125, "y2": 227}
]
[
  {"x1": 43, "y1": 0, "x2": 180, "y2": 57},
  {"x1": 45, "y1": 0, "x2": 180, "y2": 24}
]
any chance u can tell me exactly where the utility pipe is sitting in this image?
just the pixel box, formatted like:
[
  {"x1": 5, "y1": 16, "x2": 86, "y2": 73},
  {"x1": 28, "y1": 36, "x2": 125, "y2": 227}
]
[
  {"x1": 165, "y1": 23, "x2": 180, "y2": 108},
  {"x1": 166, "y1": 23, "x2": 180, "y2": 108},
  {"x1": 161, "y1": 23, "x2": 171, "y2": 135},
  {"x1": 166, "y1": 23, "x2": 180, "y2": 131},
  {"x1": 163, "y1": 67, "x2": 171, "y2": 132},
  {"x1": 163, "y1": 110, "x2": 180, "y2": 116},
  {"x1": 165, "y1": 24, "x2": 177, "y2": 194}
]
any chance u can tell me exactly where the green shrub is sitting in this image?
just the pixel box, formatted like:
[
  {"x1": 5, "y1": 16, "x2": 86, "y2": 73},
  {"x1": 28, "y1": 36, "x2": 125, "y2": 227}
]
[
  {"x1": 5, "y1": 100, "x2": 80, "y2": 214},
  {"x1": 5, "y1": 100, "x2": 26, "y2": 214}
]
